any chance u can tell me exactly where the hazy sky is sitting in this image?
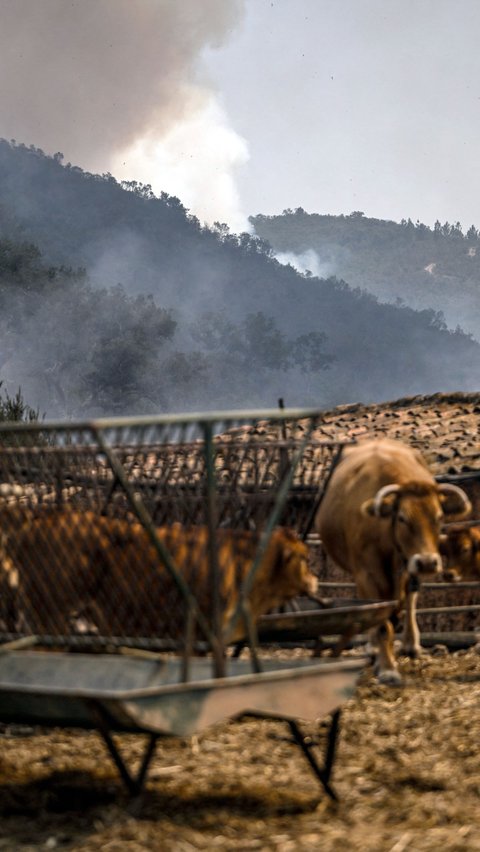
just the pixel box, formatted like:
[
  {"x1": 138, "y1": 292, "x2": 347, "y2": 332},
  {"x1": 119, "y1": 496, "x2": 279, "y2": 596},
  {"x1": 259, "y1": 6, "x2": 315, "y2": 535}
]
[
  {"x1": 200, "y1": 0, "x2": 480, "y2": 231},
  {"x1": 1, "y1": 0, "x2": 480, "y2": 232}
]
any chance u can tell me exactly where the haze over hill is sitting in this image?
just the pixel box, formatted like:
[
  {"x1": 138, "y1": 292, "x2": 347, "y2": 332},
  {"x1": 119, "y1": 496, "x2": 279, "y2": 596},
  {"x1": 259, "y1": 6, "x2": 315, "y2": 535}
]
[
  {"x1": 251, "y1": 210, "x2": 480, "y2": 340},
  {"x1": 0, "y1": 140, "x2": 479, "y2": 419}
]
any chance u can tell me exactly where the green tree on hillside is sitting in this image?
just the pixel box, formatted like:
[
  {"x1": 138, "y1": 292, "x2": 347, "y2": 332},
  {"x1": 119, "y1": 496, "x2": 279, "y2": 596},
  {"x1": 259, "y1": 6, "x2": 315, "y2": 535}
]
[{"x1": 0, "y1": 382, "x2": 39, "y2": 423}]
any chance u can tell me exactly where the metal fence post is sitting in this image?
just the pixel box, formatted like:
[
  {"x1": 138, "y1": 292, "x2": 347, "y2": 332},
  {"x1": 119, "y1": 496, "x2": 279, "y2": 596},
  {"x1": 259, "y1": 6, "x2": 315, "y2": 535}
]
[{"x1": 203, "y1": 421, "x2": 225, "y2": 678}]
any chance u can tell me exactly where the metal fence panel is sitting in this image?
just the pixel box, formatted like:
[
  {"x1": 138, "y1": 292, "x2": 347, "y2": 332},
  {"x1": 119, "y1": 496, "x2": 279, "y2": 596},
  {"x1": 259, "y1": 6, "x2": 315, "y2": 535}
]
[{"x1": 0, "y1": 409, "x2": 349, "y2": 677}]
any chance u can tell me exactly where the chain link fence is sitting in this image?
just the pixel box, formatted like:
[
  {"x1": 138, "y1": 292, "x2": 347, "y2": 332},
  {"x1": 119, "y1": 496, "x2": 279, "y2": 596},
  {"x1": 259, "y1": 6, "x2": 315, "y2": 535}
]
[{"x1": 0, "y1": 409, "x2": 353, "y2": 676}]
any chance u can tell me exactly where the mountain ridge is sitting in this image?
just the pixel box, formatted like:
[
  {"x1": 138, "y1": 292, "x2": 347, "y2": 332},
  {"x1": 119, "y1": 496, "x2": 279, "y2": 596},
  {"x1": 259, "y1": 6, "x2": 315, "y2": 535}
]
[
  {"x1": 0, "y1": 139, "x2": 479, "y2": 416},
  {"x1": 251, "y1": 209, "x2": 480, "y2": 339}
]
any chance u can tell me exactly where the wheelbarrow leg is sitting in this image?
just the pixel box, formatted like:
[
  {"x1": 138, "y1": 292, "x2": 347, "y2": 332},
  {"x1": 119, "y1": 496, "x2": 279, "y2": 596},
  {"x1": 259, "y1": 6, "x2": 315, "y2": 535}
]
[
  {"x1": 287, "y1": 708, "x2": 341, "y2": 801},
  {"x1": 88, "y1": 700, "x2": 158, "y2": 795},
  {"x1": 135, "y1": 733, "x2": 159, "y2": 790},
  {"x1": 99, "y1": 727, "x2": 158, "y2": 796}
]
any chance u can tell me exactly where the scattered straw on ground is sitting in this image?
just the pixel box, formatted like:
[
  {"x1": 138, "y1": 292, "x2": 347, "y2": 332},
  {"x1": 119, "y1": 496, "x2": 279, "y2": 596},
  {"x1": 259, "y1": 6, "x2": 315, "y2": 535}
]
[{"x1": 0, "y1": 647, "x2": 479, "y2": 851}]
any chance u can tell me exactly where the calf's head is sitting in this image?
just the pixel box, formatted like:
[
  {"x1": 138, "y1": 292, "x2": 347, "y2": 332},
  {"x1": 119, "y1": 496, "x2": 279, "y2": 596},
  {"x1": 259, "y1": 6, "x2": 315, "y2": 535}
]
[
  {"x1": 362, "y1": 481, "x2": 471, "y2": 578},
  {"x1": 262, "y1": 529, "x2": 318, "y2": 601},
  {"x1": 440, "y1": 525, "x2": 480, "y2": 581}
]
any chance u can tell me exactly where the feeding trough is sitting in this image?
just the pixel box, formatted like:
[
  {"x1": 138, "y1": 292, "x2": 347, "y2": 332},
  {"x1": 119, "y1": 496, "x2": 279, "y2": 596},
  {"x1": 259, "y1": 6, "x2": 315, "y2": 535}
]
[
  {"x1": 0, "y1": 408, "x2": 365, "y2": 799},
  {"x1": 257, "y1": 599, "x2": 399, "y2": 646}
]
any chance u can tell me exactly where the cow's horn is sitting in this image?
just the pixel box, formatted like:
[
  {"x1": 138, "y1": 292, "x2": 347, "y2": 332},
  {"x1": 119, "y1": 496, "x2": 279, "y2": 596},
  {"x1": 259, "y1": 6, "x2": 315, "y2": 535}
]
[
  {"x1": 372, "y1": 483, "x2": 400, "y2": 517},
  {"x1": 438, "y1": 483, "x2": 472, "y2": 516}
]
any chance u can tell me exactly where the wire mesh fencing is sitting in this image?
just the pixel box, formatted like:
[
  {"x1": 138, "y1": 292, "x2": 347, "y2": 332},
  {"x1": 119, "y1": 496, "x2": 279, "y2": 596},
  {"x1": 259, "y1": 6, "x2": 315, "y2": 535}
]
[{"x1": 0, "y1": 409, "x2": 351, "y2": 676}]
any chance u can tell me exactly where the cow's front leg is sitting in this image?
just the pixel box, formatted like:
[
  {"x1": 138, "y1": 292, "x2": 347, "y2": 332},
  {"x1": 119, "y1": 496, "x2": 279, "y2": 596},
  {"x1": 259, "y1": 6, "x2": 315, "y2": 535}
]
[
  {"x1": 374, "y1": 619, "x2": 402, "y2": 685},
  {"x1": 354, "y1": 570, "x2": 402, "y2": 685},
  {"x1": 355, "y1": 554, "x2": 402, "y2": 686},
  {"x1": 400, "y1": 580, "x2": 422, "y2": 658}
]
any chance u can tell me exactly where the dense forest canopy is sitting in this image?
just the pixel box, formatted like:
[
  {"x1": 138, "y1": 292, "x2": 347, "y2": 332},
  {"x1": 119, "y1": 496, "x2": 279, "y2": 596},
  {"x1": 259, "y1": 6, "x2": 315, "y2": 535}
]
[
  {"x1": 0, "y1": 139, "x2": 479, "y2": 418},
  {"x1": 251, "y1": 209, "x2": 480, "y2": 340}
]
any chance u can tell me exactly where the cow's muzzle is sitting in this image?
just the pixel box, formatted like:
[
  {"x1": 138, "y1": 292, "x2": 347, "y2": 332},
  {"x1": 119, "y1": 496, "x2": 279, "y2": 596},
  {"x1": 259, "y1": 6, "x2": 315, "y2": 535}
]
[
  {"x1": 407, "y1": 553, "x2": 442, "y2": 577},
  {"x1": 442, "y1": 567, "x2": 462, "y2": 583}
]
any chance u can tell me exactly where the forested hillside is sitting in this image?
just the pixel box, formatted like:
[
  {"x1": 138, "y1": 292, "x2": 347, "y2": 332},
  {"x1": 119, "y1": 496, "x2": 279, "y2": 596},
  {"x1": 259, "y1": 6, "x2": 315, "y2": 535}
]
[
  {"x1": 0, "y1": 140, "x2": 479, "y2": 418},
  {"x1": 251, "y1": 209, "x2": 480, "y2": 339}
]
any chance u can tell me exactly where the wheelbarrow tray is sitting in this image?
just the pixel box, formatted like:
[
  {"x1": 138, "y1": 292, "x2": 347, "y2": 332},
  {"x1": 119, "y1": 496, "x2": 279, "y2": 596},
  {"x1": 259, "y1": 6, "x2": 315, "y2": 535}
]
[
  {"x1": 257, "y1": 599, "x2": 398, "y2": 643},
  {"x1": 0, "y1": 651, "x2": 367, "y2": 738}
]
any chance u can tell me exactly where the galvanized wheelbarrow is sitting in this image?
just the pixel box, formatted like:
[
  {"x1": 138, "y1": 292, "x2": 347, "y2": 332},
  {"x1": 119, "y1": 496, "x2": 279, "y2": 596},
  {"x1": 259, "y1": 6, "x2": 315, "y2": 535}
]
[{"x1": 0, "y1": 649, "x2": 366, "y2": 800}]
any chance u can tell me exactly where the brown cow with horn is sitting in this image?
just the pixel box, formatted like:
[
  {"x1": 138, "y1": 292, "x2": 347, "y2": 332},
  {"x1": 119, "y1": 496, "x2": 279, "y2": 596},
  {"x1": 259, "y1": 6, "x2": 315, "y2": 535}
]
[{"x1": 315, "y1": 438, "x2": 471, "y2": 685}]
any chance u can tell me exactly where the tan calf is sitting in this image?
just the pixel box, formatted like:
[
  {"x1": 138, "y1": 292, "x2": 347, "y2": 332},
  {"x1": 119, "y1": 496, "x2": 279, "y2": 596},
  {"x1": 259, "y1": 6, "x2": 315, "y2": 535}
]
[
  {"x1": 7, "y1": 510, "x2": 317, "y2": 643},
  {"x1": 440, "y1": 525, "x2": 480, "y2": 582}
]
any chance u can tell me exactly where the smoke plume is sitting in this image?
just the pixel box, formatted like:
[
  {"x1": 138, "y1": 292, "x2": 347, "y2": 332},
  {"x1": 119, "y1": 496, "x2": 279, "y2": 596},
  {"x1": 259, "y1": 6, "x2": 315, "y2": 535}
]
[
  {"x1": 0, "y1": 0, "x2": 247, "y2": 227},
  {"x1": 273, "y1": 249, "x2": 334, "y2": 280},
  {"x1": 112, "y1": 95, "x2": 250, "y2": 232}
]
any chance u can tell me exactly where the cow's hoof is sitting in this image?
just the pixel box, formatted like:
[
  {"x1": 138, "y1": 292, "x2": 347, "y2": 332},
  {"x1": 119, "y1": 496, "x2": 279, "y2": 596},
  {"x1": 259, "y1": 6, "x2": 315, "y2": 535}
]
[
  {"x1": 400, "y1": 645, "x2": 423, "y2": 659},
  {"x1": 377, "y1": 668, "x2": 403, "y2": 686}
]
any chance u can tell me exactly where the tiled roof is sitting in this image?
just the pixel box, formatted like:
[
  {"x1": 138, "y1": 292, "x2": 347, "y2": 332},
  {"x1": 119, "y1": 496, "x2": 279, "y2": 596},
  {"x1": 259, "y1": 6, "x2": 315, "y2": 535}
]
[{"x1": 309, "y1": 392, "x2": 480, "y2": 476}]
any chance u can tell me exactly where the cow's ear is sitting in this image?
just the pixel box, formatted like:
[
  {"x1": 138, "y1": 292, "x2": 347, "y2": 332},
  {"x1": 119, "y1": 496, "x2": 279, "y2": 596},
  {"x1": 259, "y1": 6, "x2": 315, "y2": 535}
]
[
  {"x1": 438, "y1": 484, "x2": 472, "y2": 519},
  {"x1": 438, "y1": 533, "x2": 449, "y2": 555},
  {"x1": 282, "y1": 528, "x2": 299, "y2": 542},
  {"x1": 361, "y1": 498, "x2": 376, "y2": 517},
  {"x1": 281, "y1": 546, "x2": 294, "y2": 563},
  {"x1": 361, "y1": 497, "x2": 395, "y2": 518}
]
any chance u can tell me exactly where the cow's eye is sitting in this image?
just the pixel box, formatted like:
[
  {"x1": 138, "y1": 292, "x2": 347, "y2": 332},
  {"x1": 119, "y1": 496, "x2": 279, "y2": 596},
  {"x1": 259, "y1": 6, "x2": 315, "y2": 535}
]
[{"x1": 398, "y1": 513, "x2": 408, "y2": 524}]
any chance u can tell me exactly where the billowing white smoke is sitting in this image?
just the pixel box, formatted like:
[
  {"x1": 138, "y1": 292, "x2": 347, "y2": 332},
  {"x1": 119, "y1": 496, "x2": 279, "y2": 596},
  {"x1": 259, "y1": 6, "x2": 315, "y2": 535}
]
[
  {"x1": 274, "y1": 249, "x2": 334, "y2": 280},
  {"x1": 112, "y1": 96, "x2": 251, "y2": 233},
  {"x1": 0, "y1": 0, "x2": 248, "y2": 229}
]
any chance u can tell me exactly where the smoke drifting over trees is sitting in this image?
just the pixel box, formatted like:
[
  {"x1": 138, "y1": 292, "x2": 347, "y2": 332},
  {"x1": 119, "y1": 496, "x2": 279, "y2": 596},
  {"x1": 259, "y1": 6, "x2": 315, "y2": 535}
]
[
  {"x1": 0, "y1": 142, "x2": 479, "y2": 419},
  {"x1": 252, "y1": 209, "x2": 480, "y2": 340}
]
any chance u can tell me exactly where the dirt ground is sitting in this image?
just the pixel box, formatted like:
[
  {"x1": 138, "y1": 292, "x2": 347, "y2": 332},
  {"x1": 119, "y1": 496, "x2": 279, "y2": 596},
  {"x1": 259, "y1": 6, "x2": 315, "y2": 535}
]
[{"x1": 0, "y1": 646, "x2": 479, "y2": 852}]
